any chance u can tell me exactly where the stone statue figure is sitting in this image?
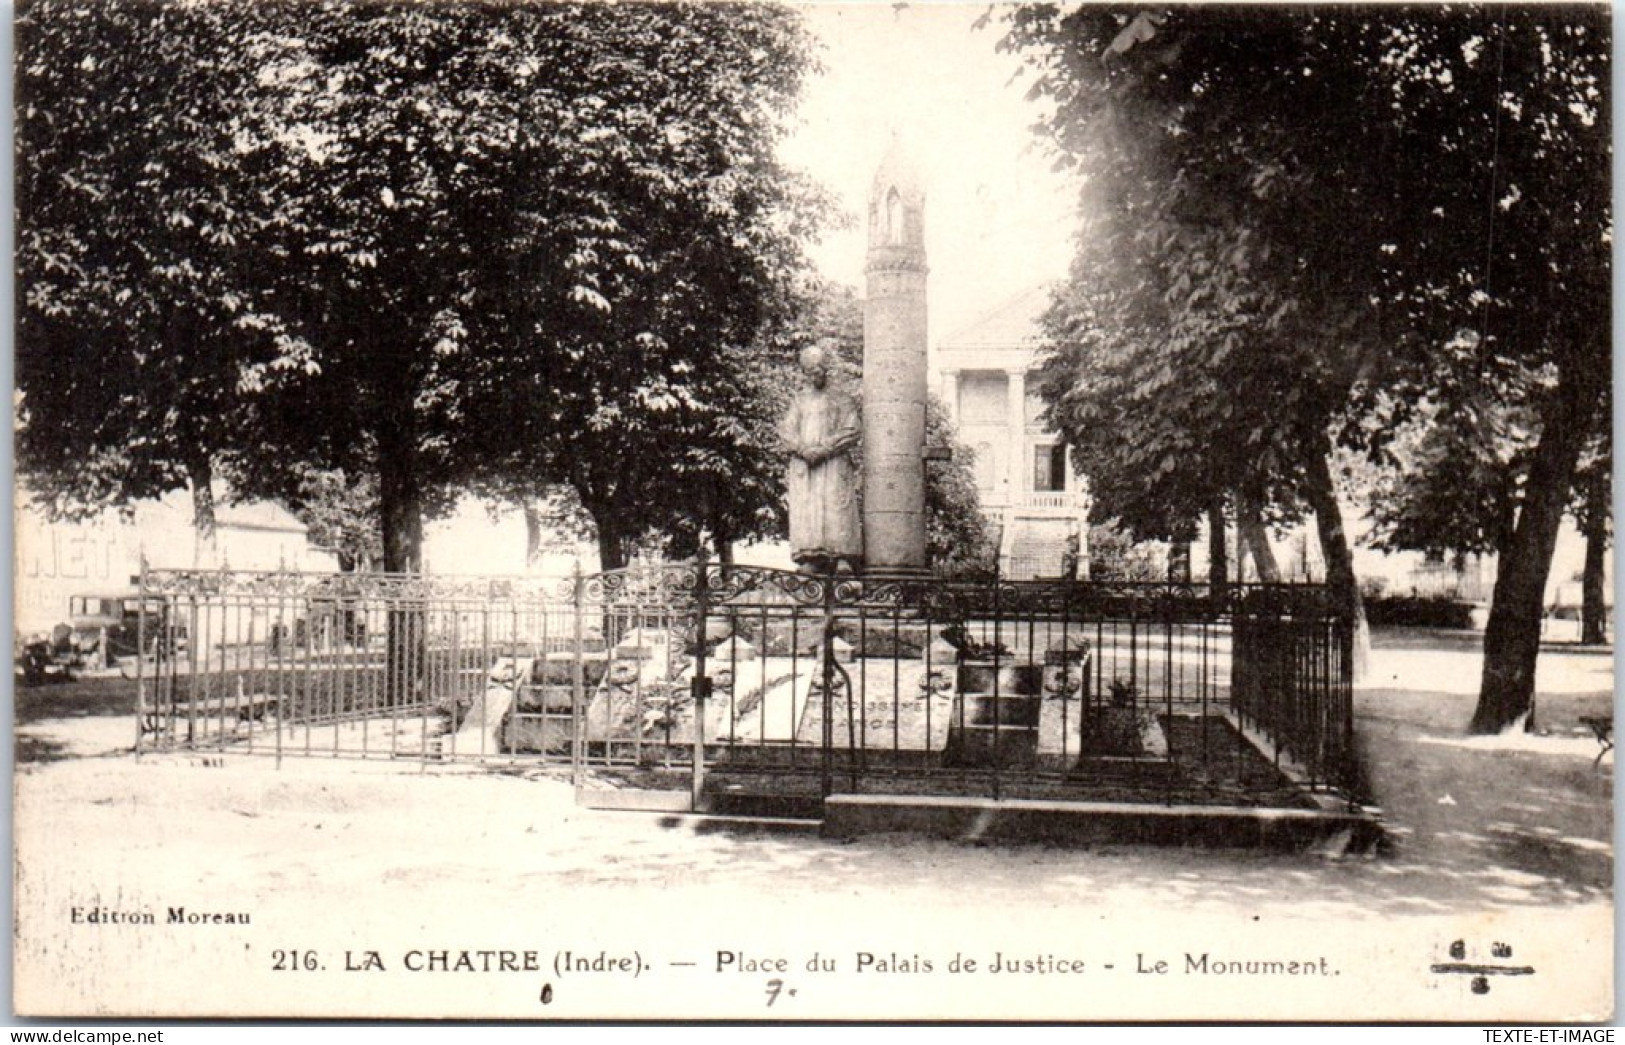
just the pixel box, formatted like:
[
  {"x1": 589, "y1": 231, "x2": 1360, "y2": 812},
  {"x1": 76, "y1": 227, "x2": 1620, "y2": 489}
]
[{"x1": 779, "y1": 342, "x2": 862, "y2": 573}]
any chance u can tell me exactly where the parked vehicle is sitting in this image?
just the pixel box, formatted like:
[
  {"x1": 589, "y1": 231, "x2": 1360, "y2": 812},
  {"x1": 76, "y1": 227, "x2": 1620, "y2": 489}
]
[{"x1": 14, "y1": 592, "x2": 186, "y2": 680}]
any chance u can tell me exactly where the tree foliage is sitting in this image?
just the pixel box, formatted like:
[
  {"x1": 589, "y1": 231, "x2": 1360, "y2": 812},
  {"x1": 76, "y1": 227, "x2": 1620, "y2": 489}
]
[
  {"x1": 924, "y1": 395, "x2": 999, "y2": 579},
  {"x1": 283, "y1": 468, "x2": 383, "y2": 573},
  {"x1": 1087, "y1": 521, "x2": 1164, "y2": 583},
  {"x1": 1365, "y1": 399, "x2": 1529, "y2": 563},
  {"x1": 16, "y1": 1, "x2": 298, "y2": 534},
  {"x1": 17, "y1": 0, "x2": 828, "y2": 576},
  {"x1": 1001, "y1": 5, "x2": 1609, "y2": 723}
]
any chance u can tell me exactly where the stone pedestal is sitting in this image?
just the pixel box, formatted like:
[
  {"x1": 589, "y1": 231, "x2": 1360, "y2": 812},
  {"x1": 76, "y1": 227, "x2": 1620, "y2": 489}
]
[{"x1": 944, "y1": 661, "x2": 1043, "y2": 768}]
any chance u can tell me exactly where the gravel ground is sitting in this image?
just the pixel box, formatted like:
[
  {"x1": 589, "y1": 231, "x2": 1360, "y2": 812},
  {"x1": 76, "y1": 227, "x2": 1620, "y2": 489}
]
[{"x1": 10, "y1": 634, "x2": 1614, "y2": 1022}]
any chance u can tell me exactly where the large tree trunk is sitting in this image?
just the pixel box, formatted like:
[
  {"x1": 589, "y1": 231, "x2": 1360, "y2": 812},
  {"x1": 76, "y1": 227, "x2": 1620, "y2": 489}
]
[
  {"x1": 591, "y1": 505, "x2": 630, "y2": 573},
  {"x1": 1303, "y1": 440, "x2": 1370, "y2": 682},
  {"x1": 378, "y1": 452, "x2": 424, "y2": 573},
  {"x1": 1238, "y1": 492, "x2": 1282, "y2": 583},
  {"x1": 1206, "y1": 499, "x2": 1229, "y2": 592},
  {"x1": 1473, "y1": 370, "x2": 1599, "y2": 732},
  {"x1": 524, "y1": 504, "x2": 544, "y2": 568},
  {"x1": 711, "y1": 514, "x2": 735, "y2": 572},
  {"x1": 1581, "y1": 526, "x2": 1609, "y2": 645},
  {"x1": 1580, "y1": 474, "x2": 1610, "y2": 646},
  {"x1": 377, "y1": 422, "x2": 425, "y2": 706},
  {"x1": 187, "y1": 456, "x2": 218, "y2": 569}
]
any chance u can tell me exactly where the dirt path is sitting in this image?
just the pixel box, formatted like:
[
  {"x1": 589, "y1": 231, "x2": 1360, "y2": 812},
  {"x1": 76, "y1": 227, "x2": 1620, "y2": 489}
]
[{"x1": 10, "y1": 635, "x2": 1614, "y2": 1021}]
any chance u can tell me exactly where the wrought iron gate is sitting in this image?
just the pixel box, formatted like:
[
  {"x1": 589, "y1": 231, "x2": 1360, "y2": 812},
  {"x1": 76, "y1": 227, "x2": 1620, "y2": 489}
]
[{"x1": 138, "y1": 563, "x2": 1354, "y2": 811}]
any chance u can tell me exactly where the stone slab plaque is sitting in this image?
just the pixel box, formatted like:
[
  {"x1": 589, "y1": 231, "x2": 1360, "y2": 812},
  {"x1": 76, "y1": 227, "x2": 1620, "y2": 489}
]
[{"x1": 794, "y1": 659, "x2": 956, "y2": 751}]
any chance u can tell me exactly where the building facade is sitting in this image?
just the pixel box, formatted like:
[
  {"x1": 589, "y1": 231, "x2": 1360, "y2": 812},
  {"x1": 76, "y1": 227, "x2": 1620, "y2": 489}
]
[
  {"x1": 934, "y1": 285, "x2": 1087, "y2": 579},
  {"x1": 14, "y1": 489, "x2": 337, "y2": 637},
  {"x1": 932, "y1": 286, "x2": 1604, "y2": 625}
]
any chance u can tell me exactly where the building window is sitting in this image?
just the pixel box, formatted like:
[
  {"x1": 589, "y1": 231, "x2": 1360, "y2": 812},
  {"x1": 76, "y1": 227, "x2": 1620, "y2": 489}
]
[{"x1": 1033, "y1": 444, "x2": 1066, "y2": 492}]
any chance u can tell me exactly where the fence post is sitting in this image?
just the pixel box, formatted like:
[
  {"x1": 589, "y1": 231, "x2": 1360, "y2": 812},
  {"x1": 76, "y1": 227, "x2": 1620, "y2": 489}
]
[
  {"x1": 571, "y1": 560, "x2": 585, "y2": 789},
  {"x1": 690, "y1": 557, "x2": 711, "y2": 812},
  {"x1": 1340, "y1": 604, "x2": 1357, "y2": 803},
  {"x1": 990, "y1": 574, "x2": 1003, "y2": 802},
  {"x1": 134, "y1": 556, "x2": 149, "y2": 758},
  {"x1": 820, "y1": 574, "x2": 836, "y2": 800}
]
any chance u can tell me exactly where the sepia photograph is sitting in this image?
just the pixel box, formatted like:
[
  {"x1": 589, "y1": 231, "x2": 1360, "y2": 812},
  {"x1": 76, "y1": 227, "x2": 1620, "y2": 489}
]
[{"x1": 9, "y1": 0, "x2": 1614, "y2": 1023}]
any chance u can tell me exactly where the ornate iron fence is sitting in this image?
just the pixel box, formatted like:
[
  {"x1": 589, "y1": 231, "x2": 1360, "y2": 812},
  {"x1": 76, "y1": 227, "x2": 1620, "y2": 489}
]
[
  {"x1": 137, "y1": 564, "x2": 1354, "y2": 809},
  {"x1": 135, "y1": 566, "x2": 578, "y2": 761}
]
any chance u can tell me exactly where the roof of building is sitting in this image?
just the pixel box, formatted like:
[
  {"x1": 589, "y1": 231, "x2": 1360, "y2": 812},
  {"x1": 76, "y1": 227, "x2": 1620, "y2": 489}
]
[
  {"x1": 938, "y1": 284, "x2": 1056, "y2": 351},
  {"x1": 217, "y1": 500, "x2": 308, "y2": 534},
  {"x1": 871, "y1": 134, "x2": 926, "y2": 205},
  {"x1": 153, "y1": 489, "x2": 308, "y2": 534}
]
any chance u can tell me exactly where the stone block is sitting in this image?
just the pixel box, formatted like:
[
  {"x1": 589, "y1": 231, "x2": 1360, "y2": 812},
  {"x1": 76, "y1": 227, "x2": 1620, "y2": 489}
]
[
  {"x1": 530, "y1": 654, "x2": 607, "y2": 687},
  {"x1": 503, "y1": 714, "x2": 572, "y2": 755},
  {"x1": 759, "y1": 622, "x2": 822, "y2": 658},
  {"x1": 833, "y1": 621, "x2": 930, "y2": 659},
  {"x1": 708, "y1": 635, "x2": 758, "y2": 663},
  {"x1": 943, "y1": 724, "x2": 1039, "y2": 768},
  {"x1": 966, "y1": 693, "x2": 1041, "y2": 728},
  {"x1": 514, "y1": 684, "x2": 574, "y2": 714},
  {"x1": 957, "y1": 661, "x2": 1044, "y2": 696}
]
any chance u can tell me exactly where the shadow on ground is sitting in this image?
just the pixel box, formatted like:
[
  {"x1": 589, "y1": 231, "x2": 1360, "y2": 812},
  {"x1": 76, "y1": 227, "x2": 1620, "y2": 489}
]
[
  {"x1": 1372, "y1": 627, "x2": 1614, "y2": 658},
  {"x1": 8, "y1": 634, "x2": 1613, "y2": 916},
  {"x1": 1342, "y1": 681, "x2": 1613, "y2": 910},
  {"x1": 15, "y1": 734, "x2": 72, "y2": 765},
  {"x1": 14, "y1": 673, "x2": 137, "y2": 726}
]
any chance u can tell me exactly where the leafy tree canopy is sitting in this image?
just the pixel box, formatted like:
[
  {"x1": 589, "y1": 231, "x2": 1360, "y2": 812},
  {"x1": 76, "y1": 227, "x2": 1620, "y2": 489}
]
[
  {"x1": 17, "y1": 0, "x2": 829, "y2": 574},
  {"x1": 999, "y1": 4, "x2": 1610, "y2": 727}
]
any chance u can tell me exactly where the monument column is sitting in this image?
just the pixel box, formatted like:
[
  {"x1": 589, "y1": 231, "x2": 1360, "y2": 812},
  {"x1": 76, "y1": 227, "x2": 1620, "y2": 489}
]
[{"x1": 862, "y1": 143, "x2": 929, "y2": 577}]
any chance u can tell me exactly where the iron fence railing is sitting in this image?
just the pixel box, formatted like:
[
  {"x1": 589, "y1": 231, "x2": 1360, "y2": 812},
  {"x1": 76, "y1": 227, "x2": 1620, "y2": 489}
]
[
  {"x1": 137, "y1": 564, "x2": 1354, "y2": 806},
  {"x1": 135, "y1": 566, "x2": 579, "y2": 761}
]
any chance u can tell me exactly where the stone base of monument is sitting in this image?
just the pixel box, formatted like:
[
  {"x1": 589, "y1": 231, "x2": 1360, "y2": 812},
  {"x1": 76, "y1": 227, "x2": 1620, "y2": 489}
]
[
  {"x1": 581, "y1": 649, "x2": 818, "y2": 746},
  {"x1": 573, "y1": 709, "x2": 1378, "y2": 849},
  {"x1": 756, "y1": 620, "x2": 933, "y2": 660},
  {"x1": 502, "y1": 653, "x2": 608, "y2": 755},
  {"x1": 942, "y1": 661, "x2": 1042, "y2": 768},
  {"x1": 858, "y1": 565, "x2": 931, "y2": 583},
  {"x1": 502, "y1": 714, "x2": 573, "y2": 755},
  {"x1": 791, "y1": 659, "x2": 955, "y2": 751},
  {"x1": 835, "y1": 621, "x2": 932, "y2": 660},
  {"x1": 439, "y1": 661, "x2": 522, "y2": 758},
  {"x1": 514, "y1": 682, "x2": 574, "y2": 714}
]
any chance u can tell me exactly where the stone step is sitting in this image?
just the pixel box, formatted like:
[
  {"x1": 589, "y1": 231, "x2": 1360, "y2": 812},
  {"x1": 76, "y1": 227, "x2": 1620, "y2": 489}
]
[
  {"x1": 964, "y1": 693, "x2": 1041, "y2": 728},
  {"x1": 502, "y1": 711, "x2": 573, "y2": 754},
  {"x1": 957, "y1": 662, "x2": 1044, "y2": 695},
  {"x1": 513, "y1": 684, "x2": 577, "y2": 713},
  {"x1": 704, "y1": 788, "x2": 826, "y2": 820},
  {"x1": 943, "y1": 722, "x2": 1039, "y2": 767}
]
